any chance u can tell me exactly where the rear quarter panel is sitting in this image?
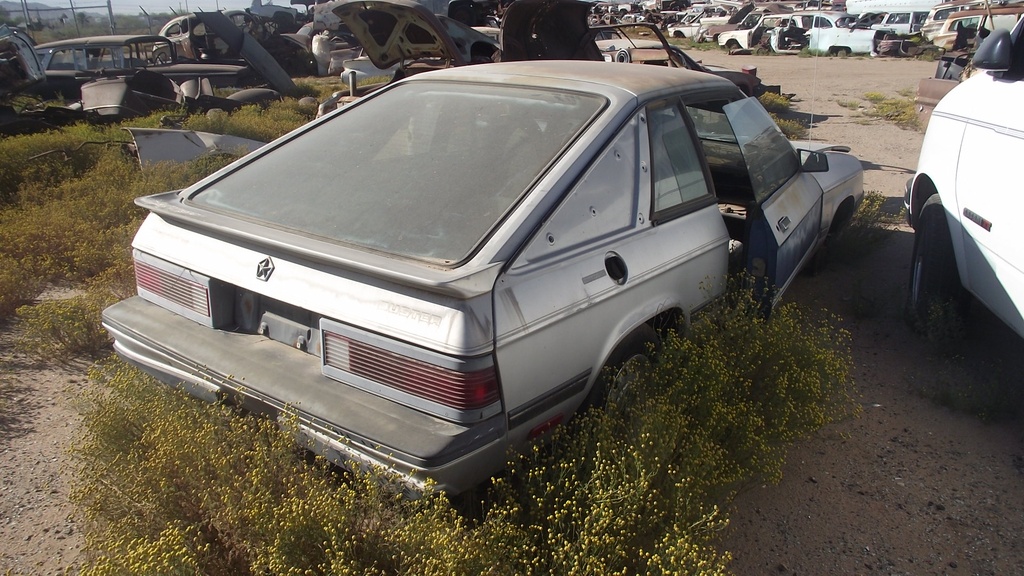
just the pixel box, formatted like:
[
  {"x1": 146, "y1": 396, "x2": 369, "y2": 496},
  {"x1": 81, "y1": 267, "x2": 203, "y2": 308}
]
[{"x1": 493, "y1": 112, "x2": 729, "y2": 440}]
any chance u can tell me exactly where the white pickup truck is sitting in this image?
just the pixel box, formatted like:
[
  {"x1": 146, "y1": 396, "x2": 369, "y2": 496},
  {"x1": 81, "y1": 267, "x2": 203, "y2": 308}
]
[{"x1": 904, "y1": 20, "x2": 1024, "y2": 338}]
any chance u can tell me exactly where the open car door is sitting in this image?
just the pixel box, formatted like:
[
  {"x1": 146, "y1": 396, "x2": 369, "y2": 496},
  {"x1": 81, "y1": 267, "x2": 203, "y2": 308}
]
[{"x1": 687, "y1": 96, "x2": 822, "y2": 298}]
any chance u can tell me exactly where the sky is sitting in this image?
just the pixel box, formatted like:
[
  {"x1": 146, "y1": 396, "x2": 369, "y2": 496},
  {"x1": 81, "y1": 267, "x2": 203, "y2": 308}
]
[
  {"x1": 121, "y1": 0, "x2": 297, "y2": 16},
  {"x1": 10, "y1": 0, "x2": 301, "y2": 18}
]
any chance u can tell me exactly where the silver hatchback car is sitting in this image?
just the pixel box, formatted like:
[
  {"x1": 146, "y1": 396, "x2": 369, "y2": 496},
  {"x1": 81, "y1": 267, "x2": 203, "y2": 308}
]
[{"x1": 103, "y1": 61, "x2": 863, "y2": 493}]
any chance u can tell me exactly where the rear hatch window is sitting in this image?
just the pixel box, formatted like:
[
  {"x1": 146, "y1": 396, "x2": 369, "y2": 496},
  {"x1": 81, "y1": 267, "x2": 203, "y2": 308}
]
[{"x1": 188, "y1": 81, "x2": 604, "y2": 265}]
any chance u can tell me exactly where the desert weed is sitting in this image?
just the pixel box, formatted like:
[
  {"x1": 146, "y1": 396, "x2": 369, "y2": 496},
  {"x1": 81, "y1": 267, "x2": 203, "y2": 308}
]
[
  {"x1": 757, "y1": 92, "x2": 791, "y2": 114},
  {"x1": 4, "y1": 148, "x2": 241, "y2": 354},
  {"x1": 861, "y1": 92, "x2": 919, "y2": 129},
  {"x1": 827, "y1": 191, "x2": 900, "y2": 264},
  {"x1": 183, "y1": 100, "x2": 313, "y2": 143},
  {"x1": 71, "y1": 281, "x2": 857, "y2": 575}
]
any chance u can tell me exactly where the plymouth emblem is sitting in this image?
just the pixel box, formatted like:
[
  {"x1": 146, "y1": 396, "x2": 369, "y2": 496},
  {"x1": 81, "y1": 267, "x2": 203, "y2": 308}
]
[{"x1": 256, "y1": 257, "x2": 275, "y2": 281}]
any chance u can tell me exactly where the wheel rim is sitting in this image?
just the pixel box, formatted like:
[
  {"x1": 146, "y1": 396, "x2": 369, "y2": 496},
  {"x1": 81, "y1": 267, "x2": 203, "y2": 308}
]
[{"x1": 608, "y1": 353, "x2": 648, "y2": 406}]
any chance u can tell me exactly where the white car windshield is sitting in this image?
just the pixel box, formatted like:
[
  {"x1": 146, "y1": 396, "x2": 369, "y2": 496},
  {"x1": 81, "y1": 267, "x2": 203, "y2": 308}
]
[{"x1": 188, "y1": 82, "x2": 604, "y2": 265}]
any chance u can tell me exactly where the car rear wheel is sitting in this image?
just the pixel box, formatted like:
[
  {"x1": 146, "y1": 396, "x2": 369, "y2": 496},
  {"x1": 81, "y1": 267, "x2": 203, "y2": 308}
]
[
  {"x1": 905, "y1": 195, "x2": 967, "y2": 330},
  {"x1": 582, "y1": 324, "x2": 659, "y2": 412},
  {"x1": 726, "y1": 39, "x2": 741, "y2": 50}
]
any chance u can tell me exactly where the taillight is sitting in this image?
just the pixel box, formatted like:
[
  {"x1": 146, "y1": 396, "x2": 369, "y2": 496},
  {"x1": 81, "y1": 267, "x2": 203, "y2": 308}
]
[
  {"x1": 321, "y1": 319, "x2": 500, "y2": 423},
  {"x1": 133, "y1": 250, "x2": 232, "y2": 328},
  {"x1": 135, "y1": 259, "x2": 210, "y2": 317}
]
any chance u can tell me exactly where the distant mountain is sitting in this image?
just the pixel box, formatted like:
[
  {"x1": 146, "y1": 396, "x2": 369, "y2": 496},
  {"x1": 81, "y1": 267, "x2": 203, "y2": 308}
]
[{"x1": 3, "y1": 1, "x2": 63, "y2": 20}]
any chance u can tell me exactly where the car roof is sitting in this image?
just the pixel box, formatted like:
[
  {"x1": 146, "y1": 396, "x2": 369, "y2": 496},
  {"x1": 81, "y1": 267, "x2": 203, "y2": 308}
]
[
  {"x1": 405, "y1": 60, "x2": 737, "y2": 100},
  {"x1": 948, "y1": 5, "x2": 1024, "y2": 17},
  {"x1": 791, "y1": 10, "x2": 850, "y2": 15},
  {"x1": 36, "y1": 35, "x2": 169, "y2": 49}
]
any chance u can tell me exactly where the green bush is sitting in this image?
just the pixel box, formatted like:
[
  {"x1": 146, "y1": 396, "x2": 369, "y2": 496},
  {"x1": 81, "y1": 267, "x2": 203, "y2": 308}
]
[
  {"x1": 772, "y1": 116, "x2": 808, "y2": 140},
  {"x1": 183, "y1": 100, "x2": 314, "y2": 143},
  {"x1": 758, "y1": 92, "x2": 791, "y2": 114},
  {"x1": 4, "y1": 145, "x2": 243, "y2": 338},
  {"x1": 16, "y1": 290, "x2": 115, "y2": 358},
  {"x1": 853, "y1": 92, "x2": 919, "y2": 130},
  {"x1": 71, "y1": 285, "x2": 857, "y2": 575},
  {"x1": 827, "y1": 191, "x2": 900, "y2": 263},
  {"x1": 74, "y1": 361, "x2": 501, "y2": 576},
  {"x1": 0, "y1": 123, "x2": 128, "y2": 205}
]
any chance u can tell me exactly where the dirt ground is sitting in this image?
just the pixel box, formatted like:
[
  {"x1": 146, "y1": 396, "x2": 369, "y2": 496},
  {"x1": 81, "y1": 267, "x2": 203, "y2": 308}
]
[{"x1": 2, "y1": 54, "x2": 1024, "y2": 575}]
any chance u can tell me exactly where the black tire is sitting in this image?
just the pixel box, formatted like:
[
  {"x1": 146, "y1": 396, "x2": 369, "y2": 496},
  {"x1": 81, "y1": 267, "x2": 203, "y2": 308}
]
[
  {"x1": 582, "y1": 324, "x2": 659, "y2": 412},
  {"x1": 805, "y1": 241, "x2": 829, "y2": 276},
  {"x1": 905, "y1": 196, "x2": 967, "y2": 330}
]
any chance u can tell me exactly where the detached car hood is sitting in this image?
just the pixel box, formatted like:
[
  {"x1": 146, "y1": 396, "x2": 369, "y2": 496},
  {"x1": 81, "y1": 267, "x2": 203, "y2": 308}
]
[
  {"x1": 0, "y1": 24, "x2": 45, "y2": 97},
  {"x1": 331, "y1": 0, "x2": 469, "y2": 69}
]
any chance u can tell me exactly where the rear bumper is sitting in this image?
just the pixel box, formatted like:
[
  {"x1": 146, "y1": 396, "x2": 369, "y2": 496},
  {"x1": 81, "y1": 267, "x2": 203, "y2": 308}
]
[{"x1": 102, "y1": 296, "x2": 509, "y2": 494}]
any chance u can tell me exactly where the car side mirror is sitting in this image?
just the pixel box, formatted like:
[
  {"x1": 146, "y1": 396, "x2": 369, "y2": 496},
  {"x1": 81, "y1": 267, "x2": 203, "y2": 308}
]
[
  {"x1": 799, "y1": 149, "x2": 829, "y2": 172},
  {"x1": 973, "y1": 27, "x2": 1013, "y2": 72}
]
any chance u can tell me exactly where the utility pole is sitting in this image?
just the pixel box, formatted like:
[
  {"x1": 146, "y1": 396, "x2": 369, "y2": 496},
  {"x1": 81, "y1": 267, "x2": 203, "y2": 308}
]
[
  {"x1": 141, "y1": 6, "x2": 153, "y2": 33},
  {"x1": 19, "y1": 0, "x2": 31, "y2": 33},
  {"x1": 107, "y1": 0, "x2": 115, "y2": 33},
  {"x1": 70, "y1": 0, "x2": 81, "y2": 36}
]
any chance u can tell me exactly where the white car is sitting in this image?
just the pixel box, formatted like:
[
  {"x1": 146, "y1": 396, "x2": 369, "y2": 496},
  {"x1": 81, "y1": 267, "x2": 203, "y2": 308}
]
[
  {"x1": 103, "y1": 61, "x2": 863, "y2": 494},
  {"x1": 667, "y1": 11, "x2": 705, "y2": 38},
  {"x1": 718, "y1": 14, "x2": 793, "y2": 50},
  {"x1": 868, "y1": 9, "x2": 929, "y2": 34},
  {"x1": 804, "y1": 10, "x2": 878, "y2": 55},
  {"x1": 904, "y1": 20, "x2": 1024, "y2": 338}
]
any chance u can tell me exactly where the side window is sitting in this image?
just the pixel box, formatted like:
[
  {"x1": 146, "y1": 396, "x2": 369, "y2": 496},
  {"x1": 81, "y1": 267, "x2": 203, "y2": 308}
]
[
  {"x1": 960, "y1": 17, "x2": 981, "y2": 30},
  {"x1": 815, "y1": 16, "x2": 833, "y2": 29},
  {"x1": 647, "y1": 100, "x2": 711, "y2": 218},
  {"x1": 47, "y1": 49, "x2": 76, "y2": 70},
  {"x1": 517, "y1": 114, "x2": 639, "y2": 264},
  {"x1": 84, "y1": 47, "x2": 117, "y2": 70}
]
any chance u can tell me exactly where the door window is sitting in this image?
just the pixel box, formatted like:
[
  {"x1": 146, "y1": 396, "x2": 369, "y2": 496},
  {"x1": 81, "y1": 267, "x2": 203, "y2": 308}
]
[
  {"x1": 46, "y1": 48, "x2": 76, "y2": 70},
  {"x1": 686, "y1": 97, "x2": 798, "y2": 204},
  {"x1": 647, "y1": 100, "x2": 711, "y2": 217},
  {"x1": 888, "y1": 12, "x2": 911, "y2": 25}
]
